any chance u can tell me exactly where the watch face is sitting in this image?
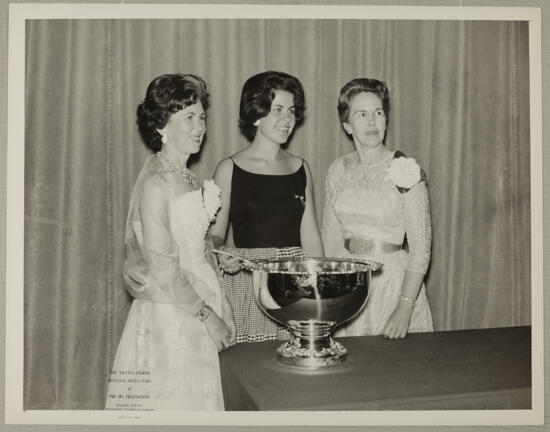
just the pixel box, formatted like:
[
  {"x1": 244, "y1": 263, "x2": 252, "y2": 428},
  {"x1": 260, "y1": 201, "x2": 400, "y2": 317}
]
[{"x1": 198, "y1": 305, "x2": 210, "y2": 321}]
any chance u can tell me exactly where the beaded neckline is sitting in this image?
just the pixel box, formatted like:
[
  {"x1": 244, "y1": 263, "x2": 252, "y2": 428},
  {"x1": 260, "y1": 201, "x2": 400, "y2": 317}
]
[
  {"x1": 155, "y1": 151, "x2": 196, "y2": 184},
  {"x1": 359, "y1": 151, "x2": 395, "y2": 167},
  {"x1": 344, "y1": 151, "x2": 395, "y2": 169}
]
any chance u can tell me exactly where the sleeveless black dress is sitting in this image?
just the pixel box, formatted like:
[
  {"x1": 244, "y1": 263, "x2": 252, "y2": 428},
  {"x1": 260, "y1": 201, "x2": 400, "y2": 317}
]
[
  {"x1": 224, "y1": 160, "x2": 307, "y2": 342},
  {"x1": 230, "y1": 162, "x2": 305, "y2": 248}
]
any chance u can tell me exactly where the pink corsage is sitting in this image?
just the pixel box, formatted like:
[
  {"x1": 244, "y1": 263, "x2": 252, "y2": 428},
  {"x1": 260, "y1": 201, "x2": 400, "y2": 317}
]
[{"x1": 384, "y1": 156, "x2": 425, "y2": 193}]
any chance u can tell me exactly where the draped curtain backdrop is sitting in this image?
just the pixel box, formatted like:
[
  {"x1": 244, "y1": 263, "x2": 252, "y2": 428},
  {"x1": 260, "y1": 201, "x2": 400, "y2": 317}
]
[{"x1": 24, "y1": 19, "x2": 530, "y2": 409}]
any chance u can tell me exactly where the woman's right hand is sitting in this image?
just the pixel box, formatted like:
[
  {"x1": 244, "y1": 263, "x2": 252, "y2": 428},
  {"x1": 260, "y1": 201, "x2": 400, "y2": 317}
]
[
  {"x1": 217, "y1": 246, "x2": 242, "y2": 274},
  {"x1": 221, "y1": 298, "x2": 237, "y2": 348},
  {"x1": 203, "y1": 311, "x2": 233, "y2": 352}
]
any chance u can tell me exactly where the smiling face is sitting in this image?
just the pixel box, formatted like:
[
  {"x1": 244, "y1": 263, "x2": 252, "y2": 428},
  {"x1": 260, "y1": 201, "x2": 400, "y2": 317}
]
[
  {"x1": 255, "y1": 90, "x2": 297, "y2": 145},
  {"x1": 343, "y1": 91, "x2": 386, "y2": 150},
  {"x1": 158, "y1": 101, "x2": 206, "y2": 156}
]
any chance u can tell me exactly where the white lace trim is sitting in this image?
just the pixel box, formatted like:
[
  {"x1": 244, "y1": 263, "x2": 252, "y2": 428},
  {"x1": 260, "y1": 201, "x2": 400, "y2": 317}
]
[{"x1": 322, "y1": 153, "x2": 431, "y2": 273}]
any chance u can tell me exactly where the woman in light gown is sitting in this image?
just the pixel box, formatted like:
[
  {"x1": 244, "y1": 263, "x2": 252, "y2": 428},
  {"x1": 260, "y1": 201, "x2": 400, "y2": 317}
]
[
  {"x1": 210, "y1": 71, "x2": 324, "y2": 343},
  {"x1": 322, "y1": 78, "x2": 433, "y2": 339},
  {"x1": 105, "y1": 74, "x2": 235, "y2": 411}
]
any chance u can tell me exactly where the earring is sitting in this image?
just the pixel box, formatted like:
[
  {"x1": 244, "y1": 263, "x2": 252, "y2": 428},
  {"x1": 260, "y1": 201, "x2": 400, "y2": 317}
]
[
  {"x1": 161, "y1": 134, "x2": 167, "y2": 144},
  {"x1": 253, "y1": 120, "x2": 260, "y2": 127}
]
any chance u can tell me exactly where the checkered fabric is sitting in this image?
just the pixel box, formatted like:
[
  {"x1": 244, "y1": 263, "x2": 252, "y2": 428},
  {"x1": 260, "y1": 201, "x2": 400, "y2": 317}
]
[{"x1": 222, "y1": 247, "x2": 305, "y2": 343}]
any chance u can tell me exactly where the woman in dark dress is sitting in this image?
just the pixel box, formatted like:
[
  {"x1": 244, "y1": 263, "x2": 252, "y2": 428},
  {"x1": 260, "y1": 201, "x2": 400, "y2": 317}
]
[{"x1": 210, "y1": 71, "x2": 324, "y2": 343}]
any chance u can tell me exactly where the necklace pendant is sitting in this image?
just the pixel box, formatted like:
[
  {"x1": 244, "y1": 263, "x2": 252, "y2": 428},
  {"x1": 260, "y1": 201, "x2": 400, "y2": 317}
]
[{"x1": 180, "y1": 170, "x2": 193, "y2": 184}]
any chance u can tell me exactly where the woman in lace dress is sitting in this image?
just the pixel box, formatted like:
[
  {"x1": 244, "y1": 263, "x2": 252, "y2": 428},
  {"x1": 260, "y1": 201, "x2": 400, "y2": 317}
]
[
  {"x1": 322, "y1": 78, "x2": 433, "y2": 339},
  {"x1": 210, "y1": 71, "x2": 324, "y2": 343},
  {"x1": 105, "y1": 74, "x2": 235, "y2": 411}
]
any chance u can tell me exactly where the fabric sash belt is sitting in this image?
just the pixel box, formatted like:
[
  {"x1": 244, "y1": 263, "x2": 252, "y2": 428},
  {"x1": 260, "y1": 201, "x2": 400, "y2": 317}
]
[{"x1": 344, "y1": 237, "x2": 402, "y2": 256}]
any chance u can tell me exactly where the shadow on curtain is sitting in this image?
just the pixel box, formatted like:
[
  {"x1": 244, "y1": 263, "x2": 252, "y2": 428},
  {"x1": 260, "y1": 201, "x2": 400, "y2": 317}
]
[{"x1": 23, "y1": 18, "x2": 530, "y2": 409}]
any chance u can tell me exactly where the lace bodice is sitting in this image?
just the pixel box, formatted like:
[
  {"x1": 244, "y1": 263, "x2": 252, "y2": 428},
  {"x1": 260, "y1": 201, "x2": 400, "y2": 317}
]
[{"x1": 322, "y1": 151, "x2": 431, "y2": 274}]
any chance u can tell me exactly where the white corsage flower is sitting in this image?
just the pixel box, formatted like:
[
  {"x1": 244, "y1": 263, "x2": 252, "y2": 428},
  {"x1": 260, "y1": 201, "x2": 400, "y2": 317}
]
[
  {"x1": 385, "y1": 157, "x2": 422, "y2": 191},
  {"x1": 202, "y1": 180, "x2": 221, "y2": 221}
]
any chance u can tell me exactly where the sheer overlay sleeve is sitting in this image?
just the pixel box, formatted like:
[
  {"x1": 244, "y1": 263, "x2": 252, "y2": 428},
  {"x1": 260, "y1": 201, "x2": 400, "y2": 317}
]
[
  {"x1": 321, "y1": 161, "x2": 346, "y2": 257},
  {"x1": 123, "y1": 156, "x2": 206, "y2": 313},
  {"x1": 402, "y1": 180, "x2": 432, "y2": 274}
]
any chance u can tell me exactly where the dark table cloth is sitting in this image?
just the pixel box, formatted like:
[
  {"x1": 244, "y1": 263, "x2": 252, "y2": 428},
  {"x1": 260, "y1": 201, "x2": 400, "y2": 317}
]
[{"x1": 219, "y1": 326, "x2": 531, "y2": 410}]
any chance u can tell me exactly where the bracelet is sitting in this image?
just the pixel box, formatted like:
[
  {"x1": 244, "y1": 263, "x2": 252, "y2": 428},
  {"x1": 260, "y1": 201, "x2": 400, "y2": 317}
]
[
  {"x1": 399, "y1": 294, "x2": 417, "y2": 306},
  {"x1": 197, "y1": 302, "x2": 212, "y2": 321}
]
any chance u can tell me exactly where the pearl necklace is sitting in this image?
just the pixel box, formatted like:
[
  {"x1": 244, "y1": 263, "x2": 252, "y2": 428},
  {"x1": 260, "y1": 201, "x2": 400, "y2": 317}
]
[{"x1": 155, "y1": 151, "x2": 195, "y2": 184}]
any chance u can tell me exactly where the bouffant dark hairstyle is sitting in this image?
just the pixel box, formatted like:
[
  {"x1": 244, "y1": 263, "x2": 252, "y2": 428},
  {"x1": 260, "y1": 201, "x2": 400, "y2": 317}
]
[
  {"x1": 337, "y1": 78, "x2": 390, "y2": 125},
  {"x1": 136, "y1": 73, "x2": 209, "y2": 152},
  {"x1": 238, "y1": 71, "x2": 306, "y2": 142}
]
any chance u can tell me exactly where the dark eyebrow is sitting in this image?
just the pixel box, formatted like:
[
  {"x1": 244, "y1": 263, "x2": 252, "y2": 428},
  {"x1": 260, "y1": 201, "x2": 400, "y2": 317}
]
[{"x1": 272, "y1": 103, "x2": 295, "y2": 109}]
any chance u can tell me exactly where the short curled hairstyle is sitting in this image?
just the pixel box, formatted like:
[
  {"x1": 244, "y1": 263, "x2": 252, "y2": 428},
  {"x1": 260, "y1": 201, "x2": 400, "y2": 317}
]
[
  {"x1": 337, "y1": 78, "x2": 390, "y2": 125},
  {"x1": 238, "y1": 71, "x2": 306, "y2": 142},
  {"x1": 136, "y1": 73, "x2": 209, "y2": 152}
]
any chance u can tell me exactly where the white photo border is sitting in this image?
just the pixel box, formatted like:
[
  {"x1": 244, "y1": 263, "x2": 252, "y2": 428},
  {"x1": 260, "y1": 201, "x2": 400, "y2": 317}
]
[{"x1": 5, "y1": 3, "x2": 544, "y2": 426}]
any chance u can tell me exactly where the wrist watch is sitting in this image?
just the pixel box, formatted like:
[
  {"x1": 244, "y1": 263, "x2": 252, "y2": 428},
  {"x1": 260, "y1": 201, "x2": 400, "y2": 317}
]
[{"x1": 197, "y1": 302, "x2": 212, "y2": 321}]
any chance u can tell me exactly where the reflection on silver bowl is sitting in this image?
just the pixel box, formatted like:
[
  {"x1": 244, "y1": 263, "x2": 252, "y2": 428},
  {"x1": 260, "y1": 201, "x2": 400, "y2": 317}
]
[{"x1": 252, "y1": 257, "x2": 382, "y2": 367}]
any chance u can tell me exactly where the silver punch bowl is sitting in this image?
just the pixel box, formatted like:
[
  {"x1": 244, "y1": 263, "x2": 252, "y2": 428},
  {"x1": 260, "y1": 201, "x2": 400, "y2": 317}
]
[{"x1": 251, "y1": 257, "x2": 382, "y2": 367}]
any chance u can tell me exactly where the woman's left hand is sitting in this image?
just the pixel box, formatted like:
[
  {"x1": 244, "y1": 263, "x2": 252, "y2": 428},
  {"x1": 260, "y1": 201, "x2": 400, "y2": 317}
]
[{"x1": 382, "y1": 303, "x2": 414, "y2": 339}]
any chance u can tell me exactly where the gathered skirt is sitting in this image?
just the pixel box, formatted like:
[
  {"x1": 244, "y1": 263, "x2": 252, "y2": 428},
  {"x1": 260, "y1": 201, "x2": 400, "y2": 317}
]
[
  {"x1": 105, "y1": 262, "x2": 224, "y2": 411},
  {"x1": 335, "y1": 249, "x2": 433, "y2": 337},
  {"x1": 222, "y1": 247, "x2": 304, "y2": 343}
]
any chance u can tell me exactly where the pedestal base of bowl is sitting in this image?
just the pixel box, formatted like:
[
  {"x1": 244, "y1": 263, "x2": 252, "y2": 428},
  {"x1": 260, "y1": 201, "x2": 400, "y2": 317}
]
[{"x1": 276, "y1": 337, "x2": 347, "y2": 367}]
